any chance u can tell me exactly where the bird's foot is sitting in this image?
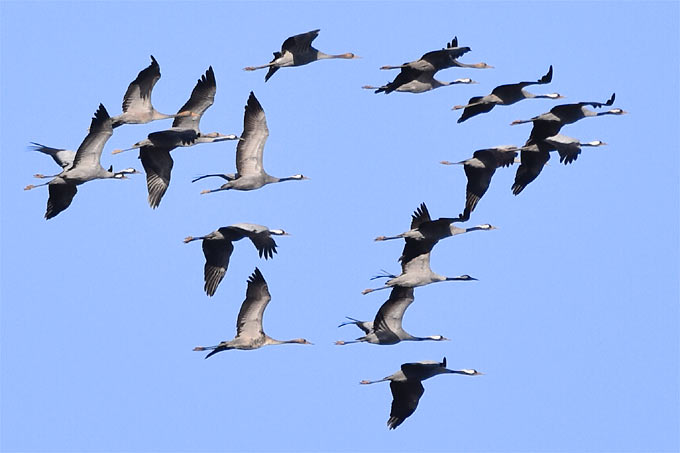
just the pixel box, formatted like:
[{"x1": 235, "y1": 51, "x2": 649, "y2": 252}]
[
  {"x1": 193, "y1": 346, "x2": 206, "y2": 351},
  {"x1": 24, "y1": 184, "x2": 36, "y2": 191},
  {"x1": 359, "y1": 380, "x2": 371, "y2": 385},
  {"x1": 200, "y1": 190, "x2": 211, "y2": 195},
  {"x1": 361, "y1": 289, "x2": 373, "y2": 295},
  {"x1": 183, "y1": 236, "x2": 194, "y2": 243},
  {"x1": 374, "y1": 236, "x2": 387, "y2": 241},
  {"x1": 243, "y1": 67, "x2": 256, "y2": 71},
  {"x1": 334, "y1": 341, "x2": 345, "y2": 345}
]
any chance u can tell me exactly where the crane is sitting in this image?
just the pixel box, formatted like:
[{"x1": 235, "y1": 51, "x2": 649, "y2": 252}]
[
  {"x1": 543, "y1": 134, "x2": 607, "y2": 165},
  {"x1": 336, "y1": 286, "x2": 449, "y2": 345},
  {"x1": 24, "y1": 104, "x2": 138, "y2": 219},
  {"x1": 110, "y1": 55, "x2": 192, "y2": 128},
  {"x1": 363, "y1": 66, "x2": 476, "y2": 94},
  {"x1": 243, "y1": 29, "x2": 358, "y2": 82},
  {"x1": 441, "y1": 146, "x2": 522, "y2": 221},
  {"x1": 379, "y1": 37, "x2": 491, "y2": 71},
  {"x1": 374, "y1": 202, "x2": 496, "y2": 246},
  {"x1": 453, "y1": 65, "x2": 562, "y2": 122},
  {"x1": 360, "y1": 357, "x2": 482, "y2": 429},
  {"x1": 183, "y1": 223, "x2": 289, "y2": 297},
  {"x1": 193, "y1": 268, "x2": 312, "y2": 358},
  {"x1": 112, "y1": 67, "x2": 238, "y2": 208},
  {"x1": 195, "y1": 92, "x2": 309, "y2": 194}
]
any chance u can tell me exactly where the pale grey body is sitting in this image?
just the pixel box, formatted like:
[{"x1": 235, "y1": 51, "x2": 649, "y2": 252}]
[
  {"x1": 193, "y1": 268, "x2": 311, "y2": 358},
  {"x1": 337, "y1": 286, "x2": 449, "y2": 345},
  {"x1": 195, "y1": 92, "x2": 308, "y2": 194}
]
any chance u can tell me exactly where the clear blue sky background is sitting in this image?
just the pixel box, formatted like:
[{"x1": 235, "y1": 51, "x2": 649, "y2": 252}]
[{"x1": 1, "y1": 2, "x2": 678, "y2": 452}]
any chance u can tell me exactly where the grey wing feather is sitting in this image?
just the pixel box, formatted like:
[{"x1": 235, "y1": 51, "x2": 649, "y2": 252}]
[
  {"x1": 373, "y1": 287, "x2": 415, "y2": 334},
  {"x1": 236, "y1": 268, "x2": 272, "y2": 338},
  {"x1": 173, "y1": 66, "x2": 216, "y2": 130},
  {"x1": 71, "y1": 104, "x2": 113, "y2": 169},
  {"x1": 121, "y1": 55, "x2": 161, "y2": 114},
  {"x1": 30, "y1": 142, "x2": 75, "y2": 169},
  {"x1": 236, "y1": 92, "x2": 268, "y2": 176}
]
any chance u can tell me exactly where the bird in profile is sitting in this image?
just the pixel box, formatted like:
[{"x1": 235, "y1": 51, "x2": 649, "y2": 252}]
[
  {"x1": 543, "y1": 134, "x2": 607, "y2": 165},
  {"x1": 112, "y1": 67, "x2": 238, "y2": 208},
  {"x1": 375, "y1": 202, "x2": 496, "y2": 250},
  {"x1": 453, "y1": 65, "x2": 562, "y2": 122},
  {"x1": 379, "y1": 37, "x2": 491, "y2": 71},
  {"x1": 510, "y1": 92, "x2": 625, "y2": 127},
  {"x1": 24, "y1": 105, "x2": 139, "y2": 219},
  {"x1": 110, "y1": 55, "x2": 192, "y2": 128},
  {"x1": 336, "y1": 286, "x2": 449, "y2": 346},
  {"x1": 510, "y1": 93, "x2": 625, "y2": 195},
  {"x1": 183, "y1": 223, "x2": 289, "y2": 297},
  {"x1": 360, "y1": 357, "x2": 483, "y2": 429},
  {"x1": 194, "y1": 92, "x2": 309, "y2": 194},
  {"x1": 441, "y1": 146, "x2": 522, "y2": 221},
  {"x1": 193, "y1": 268, "x2": 313, "y2": 358},
  {"x1": 243, "y1": 29, "x2": 359, "y2": 82},
  {"x1": 362, "y1": 67, "x2": 476, "y2": 94},
  {"x1": 364, "y1": 203, "x2": 481, "y2": 294}
]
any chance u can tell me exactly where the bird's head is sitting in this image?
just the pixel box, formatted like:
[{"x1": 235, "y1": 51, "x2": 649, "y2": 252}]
[
  {"x1": 587, "y1": 140, "x2": 607, "y2": 146},
  {"x1": 292, "y1": 174, "x2": 309, "y2": 180},
  {"x1": 608, "y1": 108, "x2": 628, "y2": 115},
  {"x1": 429, "y1": 335, "x2": 450, "y2": 341},
  {"x1": 458, "y1": 369, "x2": 484, "y2": 376},
  {"x1": 478, "y1": 224, "x2": 497, "y2": 230},
  {"x1": 448, "y1": 275, "x2": 478, "y2": 281},
  {"x1": 270, "y1": 229, "x2": 290, "y2": 236},
  {"x1": 474, "y1": 62, "x2": 494, "y2": 69},
  {"x1": 293, "y1": 338, "x2": 313, "y2": 345},
  {"x1": 546, "y1": 93, "x2": 565, "y2": 99},
  {"x1": 453, "y1": 78, "x2": 477, "y2": 84}
]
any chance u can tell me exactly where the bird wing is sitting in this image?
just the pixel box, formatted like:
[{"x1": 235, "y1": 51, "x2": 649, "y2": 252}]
[
  {"x1": 45, "y1": 178, "x2": 77, "y2": 219},
  {"x1": 30, "y1": 142, "x2": 76, "y2": 169},
  {"x1": 544, "y1": 135, "x2": 581, "y2": 165},
  {"x1": 121, "y1": 55, "x2": 160, "y2": 115},
  {"x1": 281, "y1": 29, "x2": 320, "y2": 53},
  {"x1": 417, "y1": 42, "x2": 471, "y2": 71},
  {"x1": 400, "y1": 249, "x2": 433, "y2": 275},
  {"x1": 457, "y1": 96, "x2": 496, "y2": 123},
  {"x1": 373, "y1": 286, "x2": 415, "y2": 334},
  {"x1": 140, "y1": 145, "x2": 174, "y2": 209},
  {"x1": 236, "y1": 268, "x2": 272, "y2": 338},
  {"x1": 147, "y1": 128, "x2": 198, "y2": 148},
  {"x1": 463, "y1": 159, "x2": 495, "y2": 214},
  {"x1": 236, "y1": 92, "x2": 269, "y2": 177},
  {"x1": 226, "y1": 224, "x2": 278, "y2": 260},
  {"x1": 379, "y1": 67, "x2": 422, "y2": 94},
  {"x1": 388, "y1": 380, "x2": 425, "y2": 430},
  {"x1": 202, "y1": 238, "x2": 234, "y2": 297},
  {"x1": 496, "y1": 65, "x2": 554, "y2": 95},
  {"x1": 527, "y1": 119, "x2": 563, "y2": 145},
  {"x1": 71, "y1": 104, "x2": 113, "y2": 170},
  {"x1": 512, "y1": 145, "x2": 551, "y2": 195},
  {"x1": 172, "y1": 66, "x2": 216, "y2": 130},
  {"x1": 410, "y1": 202, "x2": 431, "y2": 229}
]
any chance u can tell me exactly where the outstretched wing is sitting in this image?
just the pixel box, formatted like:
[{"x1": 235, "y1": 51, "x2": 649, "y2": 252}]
[
  {"x1": 512, "y1": 145, "x2": 551, "y2": 195},
  {"x1": 140, "y1": 146, "x2": 173, "y2": 209},
  {"x1": 173, "y1": 66, "x2": 216, "y2": 130},
  {"x1": 281, "y1": 29, "x2": 320, "y2": 53},
  {"x1": 410, "y1": 202, "x2": 431, "y2": 230},
  {"x1": 71, "y1": 104, "x2": 113, "y2": 170},
  {"x1": 45, "y1": 178, "x2": 77, "y2": 219},
  {"x1": 120, "y1": 55, "x2": 161, "y2": 116},
  {"x1": 373, "y1": 286, "x2": 415, "y2": 334},
  {"x1": 388, "y1": 380, "x2": 425, "y2": 430},
  {"x1": 236, "y1": 92, "x2": 269, "y2": 177},
  {"x1": 202, "y1": 238, "x2": 234, "y2": 297},
  {"x1": 417, "y1": 39, "x2": 471, "y2": 71},
  {"x1": 30, "y1": 142, "x2": 76, "y2": 169},
  {"x1": 236, "y1": 268, "x2": 272, "y2": 338}
]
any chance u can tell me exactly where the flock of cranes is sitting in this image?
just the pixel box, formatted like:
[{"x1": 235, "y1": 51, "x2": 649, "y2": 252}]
[{"x1": 25, "y1": 29, "x2": 626, "y2": 430}]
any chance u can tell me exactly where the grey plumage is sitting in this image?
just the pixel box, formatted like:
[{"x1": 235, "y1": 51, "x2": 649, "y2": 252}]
[
  {"x1": 183, "y1": 223, "x2": 289, "y2": 297},
  {"x1": 193, "y1": 268, "x2": 312, "y2": 358}
]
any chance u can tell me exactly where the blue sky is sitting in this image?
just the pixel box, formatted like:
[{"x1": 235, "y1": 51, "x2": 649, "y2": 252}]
[{"x1": 1, "y1": 1, "x2": 678, "y2": 452}]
